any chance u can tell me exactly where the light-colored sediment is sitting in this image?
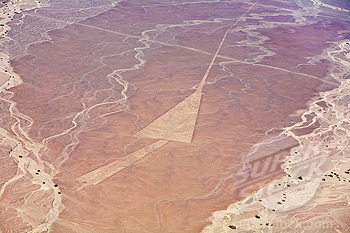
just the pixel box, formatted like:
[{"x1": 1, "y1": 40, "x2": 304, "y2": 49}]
[
  {"x1": 202, "y1": 37, "x2": 350, "y2": 233},
  {"x1": 310, "y1": 0, "x2": 350, "y2": 12},
  {"x1": 0, "y1": 1, "x2": 63, "y2": 232},
  {"x1": 0, "y1": 0, "x2": 128, "y2": 231},
  {"x1": 0, "y1": 0, "x2": 50, "y2": 92},
  {"x1": 202, "y1": 1, "x2": 350, "y2": 232},
  {"x1": 0, "y1": 128, "x2": 63, "y2": 233}
]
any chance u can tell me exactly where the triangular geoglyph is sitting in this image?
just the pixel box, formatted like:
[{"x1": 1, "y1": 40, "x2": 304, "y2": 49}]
[
  {"x1": 76, "y1": 23, "x2": 230, "y2": 188},
  {"x1": 134, "y1": 90, "x2": 203, "y2": 143},
  {"x1": 75, "y1": 90, "x2": 203, "y2": 188}
]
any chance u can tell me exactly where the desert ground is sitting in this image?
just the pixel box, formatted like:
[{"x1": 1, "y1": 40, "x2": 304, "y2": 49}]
[{"x1": 0, "y1": 0, "x2": 349, "y2": 232}]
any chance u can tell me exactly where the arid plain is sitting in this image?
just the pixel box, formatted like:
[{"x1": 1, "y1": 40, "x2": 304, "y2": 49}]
[{"x1": 0, "y1": 0, "x2": 349, "y2": 232}]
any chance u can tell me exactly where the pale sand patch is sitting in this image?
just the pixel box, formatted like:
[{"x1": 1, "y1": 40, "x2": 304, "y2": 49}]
[
  {"x1": 0, "y1": 72, "x2": 22, "y2": 91},
  {"x1": 0, "y1": 71, "x2": 9, "y2": 86},
  {"x1": 201, "y1": 40, "x2": 350, "y2": 233},
  {"x1": 0, "y1": 1, "x2": 61, "y2": 232},
  {"x1": 310, "y1": 0, "x2": 350, "y2": 12}
]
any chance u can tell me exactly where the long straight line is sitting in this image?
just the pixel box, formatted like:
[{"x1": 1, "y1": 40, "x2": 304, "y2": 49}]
[
  {"x1": 24, "y1": 11, "x2": 338, "y2": 86},
  {"x1": 216, "y1": 54, "x2": 339, "y2": 86},
  {"x1": 197, "y1": 0, "x2": 260, "y2": 92},
  {"x1": 24, "y1": 12, "x2": 141, "y2": 39}
]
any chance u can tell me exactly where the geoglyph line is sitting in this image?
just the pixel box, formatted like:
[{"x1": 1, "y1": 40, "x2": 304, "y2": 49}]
[
  {"x1": 75, "y1": 0, "x2": 260, "y2": 189},
  {"x1": 24, "y1": 4, "x2": 339, "y2": 88},
  {"x1": 75, "y1": 140, "x2": 169, "y2": 190}
]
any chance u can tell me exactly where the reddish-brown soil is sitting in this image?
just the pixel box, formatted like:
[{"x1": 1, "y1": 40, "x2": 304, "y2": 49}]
[{"x1": 1, "y1": 0, "x2": 349, "y2": 232}]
